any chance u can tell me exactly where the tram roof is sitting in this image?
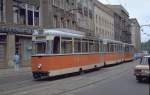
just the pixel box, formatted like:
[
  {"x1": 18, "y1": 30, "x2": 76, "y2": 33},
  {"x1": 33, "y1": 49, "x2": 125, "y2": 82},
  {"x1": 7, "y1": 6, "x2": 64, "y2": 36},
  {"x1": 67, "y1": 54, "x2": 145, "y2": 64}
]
[
  {"x1": 33, "y1": 28, "x2": 85, "y2": 38},
  {"x1": 101, "y1": 38, "x2": 123, "y2": 44}
]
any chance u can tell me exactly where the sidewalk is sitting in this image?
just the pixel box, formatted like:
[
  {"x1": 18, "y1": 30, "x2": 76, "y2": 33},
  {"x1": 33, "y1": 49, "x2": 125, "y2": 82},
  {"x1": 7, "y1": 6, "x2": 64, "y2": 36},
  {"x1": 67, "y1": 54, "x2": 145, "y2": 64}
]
[{"x1": 0, "y1": 67, "x2": 31, "y2": 77}]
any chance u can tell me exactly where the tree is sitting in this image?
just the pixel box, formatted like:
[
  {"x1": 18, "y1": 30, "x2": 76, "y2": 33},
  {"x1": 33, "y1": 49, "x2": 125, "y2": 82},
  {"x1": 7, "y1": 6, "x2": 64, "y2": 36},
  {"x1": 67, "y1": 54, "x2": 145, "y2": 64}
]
[{"x1": 141, "y1": 40, "x2": 150, "y2": 51}]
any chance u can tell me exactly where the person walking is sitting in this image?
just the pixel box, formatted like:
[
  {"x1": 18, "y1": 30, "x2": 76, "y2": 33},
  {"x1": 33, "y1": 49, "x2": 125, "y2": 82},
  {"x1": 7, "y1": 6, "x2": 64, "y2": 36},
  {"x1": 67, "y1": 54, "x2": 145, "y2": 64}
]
[{"x1": 13, "y1": 53, "x2": 20, "y2": 71}]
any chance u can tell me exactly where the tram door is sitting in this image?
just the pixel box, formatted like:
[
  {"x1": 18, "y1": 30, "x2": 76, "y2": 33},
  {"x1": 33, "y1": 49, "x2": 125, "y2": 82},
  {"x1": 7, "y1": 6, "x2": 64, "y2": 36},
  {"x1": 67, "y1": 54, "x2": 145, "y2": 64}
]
[
  {"x1": 53, "y1": 37, "x2": 60, "y2": 54},
  {"x1": 0, "y1": 35, "x2": 6, "y2": 66}
]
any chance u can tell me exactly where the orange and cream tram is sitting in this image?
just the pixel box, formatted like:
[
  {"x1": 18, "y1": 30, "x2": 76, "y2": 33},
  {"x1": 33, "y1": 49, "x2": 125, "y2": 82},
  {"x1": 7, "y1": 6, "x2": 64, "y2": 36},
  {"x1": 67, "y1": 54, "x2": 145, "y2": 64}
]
[{"x1": 31, "y1": 28, "x2": 134, "y2": 79}]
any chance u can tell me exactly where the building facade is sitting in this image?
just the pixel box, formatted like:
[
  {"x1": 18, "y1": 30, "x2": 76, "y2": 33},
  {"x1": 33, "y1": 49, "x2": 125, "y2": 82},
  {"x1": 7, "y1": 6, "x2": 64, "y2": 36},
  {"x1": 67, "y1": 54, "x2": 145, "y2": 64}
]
[
  {"x1": 0, "y1": 0, "x2": 137, "y2": 68},
  {"x1": 129, "y1": 18, "x2": 141, "y2": 52},
  {"x1": 40, "y1": 0, "x2": 77, "y2": 30},
  {"x1": 107, "y1": 5, "x2": 131, "y2": 43},
  {"x1": 94, "y1": 0, "x2": 114, "y2": 40},
  {"x1": 76, "y1": 0, "x2": 95, "y2": 36},
  {"x1": 0, "y1": 0, "x2": 40, "y2": 68}
]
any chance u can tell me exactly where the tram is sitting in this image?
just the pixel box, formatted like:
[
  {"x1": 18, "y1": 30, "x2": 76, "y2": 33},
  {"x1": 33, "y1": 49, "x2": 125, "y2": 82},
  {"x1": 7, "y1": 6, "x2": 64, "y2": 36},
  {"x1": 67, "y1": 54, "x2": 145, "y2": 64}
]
[{"x1": 31, "y1": 28, "x2": 134, "y2": 79}]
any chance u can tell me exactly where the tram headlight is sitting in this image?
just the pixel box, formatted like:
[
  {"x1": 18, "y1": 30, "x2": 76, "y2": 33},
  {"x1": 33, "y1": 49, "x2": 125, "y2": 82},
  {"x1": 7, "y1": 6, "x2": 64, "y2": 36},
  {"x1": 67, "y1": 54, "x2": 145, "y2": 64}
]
[{"x1": 37, "y1": 64, "x2": 42, "y2": 69}]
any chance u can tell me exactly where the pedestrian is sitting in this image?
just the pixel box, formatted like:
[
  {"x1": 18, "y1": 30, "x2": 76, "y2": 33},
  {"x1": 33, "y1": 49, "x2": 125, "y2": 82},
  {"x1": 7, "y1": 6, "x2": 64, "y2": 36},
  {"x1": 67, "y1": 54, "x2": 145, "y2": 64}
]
[{"x1": 13, "y1": 53, "x2": 20, "y2": 71}]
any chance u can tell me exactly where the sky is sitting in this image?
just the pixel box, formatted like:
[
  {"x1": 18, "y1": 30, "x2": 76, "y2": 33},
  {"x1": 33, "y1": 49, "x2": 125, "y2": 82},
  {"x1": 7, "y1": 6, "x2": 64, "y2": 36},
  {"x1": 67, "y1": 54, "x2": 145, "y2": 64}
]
[{"x1": 98, "y1": 0, "x2": 150, "y2": 42}]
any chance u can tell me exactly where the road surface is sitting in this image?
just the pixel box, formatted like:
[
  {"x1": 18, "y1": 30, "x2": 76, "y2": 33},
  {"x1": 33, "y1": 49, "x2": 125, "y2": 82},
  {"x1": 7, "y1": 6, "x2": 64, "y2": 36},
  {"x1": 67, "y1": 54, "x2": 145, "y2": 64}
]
[{"x1": 0, "y1": 60, "x2": 149, "y2": 95}]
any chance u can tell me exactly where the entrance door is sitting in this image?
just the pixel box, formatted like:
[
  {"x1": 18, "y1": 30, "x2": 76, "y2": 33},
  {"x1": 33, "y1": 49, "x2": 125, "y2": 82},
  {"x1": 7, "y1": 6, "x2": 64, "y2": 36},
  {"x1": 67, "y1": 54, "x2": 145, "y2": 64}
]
[{"x1": 0, "y1": 35, "x2": 6, "y2": 67}]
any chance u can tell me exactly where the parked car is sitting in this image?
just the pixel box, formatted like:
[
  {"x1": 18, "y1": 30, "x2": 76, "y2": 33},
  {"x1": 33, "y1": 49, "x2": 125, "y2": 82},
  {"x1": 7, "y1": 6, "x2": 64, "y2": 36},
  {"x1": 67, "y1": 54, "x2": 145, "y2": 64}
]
[
  {"x1": 134, "y1": 55, "x2": 150, "y2": 82},
  {"x1": 134, "y1": 53, "x2": 143, "y2": 60}
]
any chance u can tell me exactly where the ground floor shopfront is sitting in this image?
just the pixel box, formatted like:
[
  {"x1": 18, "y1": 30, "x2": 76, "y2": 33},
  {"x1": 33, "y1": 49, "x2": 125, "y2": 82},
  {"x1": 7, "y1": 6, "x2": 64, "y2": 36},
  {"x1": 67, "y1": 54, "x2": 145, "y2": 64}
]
[{"x1": 0, "y1": 32, "x2": 32, "y2": 68}]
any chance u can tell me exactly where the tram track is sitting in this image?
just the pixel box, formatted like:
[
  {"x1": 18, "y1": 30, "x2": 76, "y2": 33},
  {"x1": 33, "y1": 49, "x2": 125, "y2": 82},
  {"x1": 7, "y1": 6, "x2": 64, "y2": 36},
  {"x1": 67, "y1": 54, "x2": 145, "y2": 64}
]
[{"x1": 0, "y1": 61, "x2": 137, "y2": 95}]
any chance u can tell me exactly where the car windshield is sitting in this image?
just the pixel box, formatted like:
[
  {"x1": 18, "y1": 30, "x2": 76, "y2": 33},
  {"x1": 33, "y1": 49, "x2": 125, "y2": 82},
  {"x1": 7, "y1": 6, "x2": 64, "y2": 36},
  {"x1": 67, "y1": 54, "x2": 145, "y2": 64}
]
[{"x1": 140, "y1": 57, "x2": 150, "y2": 65}]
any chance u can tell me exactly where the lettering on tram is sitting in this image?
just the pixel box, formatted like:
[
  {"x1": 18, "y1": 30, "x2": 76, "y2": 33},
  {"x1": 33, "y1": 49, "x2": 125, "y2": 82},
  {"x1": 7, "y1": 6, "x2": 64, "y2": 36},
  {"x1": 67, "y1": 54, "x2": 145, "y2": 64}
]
[{"x1": 31, "y1": 28, "x2": 134, "y2": 80}]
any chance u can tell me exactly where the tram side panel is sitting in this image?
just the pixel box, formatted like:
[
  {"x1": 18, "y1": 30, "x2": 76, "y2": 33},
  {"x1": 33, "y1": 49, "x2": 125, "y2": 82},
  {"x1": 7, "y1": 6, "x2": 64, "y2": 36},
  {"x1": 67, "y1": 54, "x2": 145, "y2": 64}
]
[
  {"x1": 31, "y1": 53, "x2": 104, "y2": 79},
  {"x1": 124, "y1": 52, "x2": 133, "y2": 61},
  {"x1": 104, "y1": 52, "x2": 117, "y2": 65},
  {"x1": 116, "y1": 52, "x2": 124, "y2": 63}
]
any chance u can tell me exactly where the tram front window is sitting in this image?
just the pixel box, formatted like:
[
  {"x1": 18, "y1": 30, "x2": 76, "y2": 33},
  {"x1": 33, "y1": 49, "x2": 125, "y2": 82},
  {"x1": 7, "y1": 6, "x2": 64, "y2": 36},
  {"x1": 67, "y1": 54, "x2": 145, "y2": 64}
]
[{"x1": 33, "y1": 42, "x2": 47, "y2": 54}]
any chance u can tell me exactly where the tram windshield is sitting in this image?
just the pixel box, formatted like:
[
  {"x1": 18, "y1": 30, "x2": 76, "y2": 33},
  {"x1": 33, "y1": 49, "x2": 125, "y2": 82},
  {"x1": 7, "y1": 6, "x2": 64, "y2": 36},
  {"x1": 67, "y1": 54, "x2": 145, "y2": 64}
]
[
  {"x1": 32, "y1": 41, "x2": 47, "y2": 54},
  {"x1": 32, "y1": 41, "x2": 53, "y2": 55}
]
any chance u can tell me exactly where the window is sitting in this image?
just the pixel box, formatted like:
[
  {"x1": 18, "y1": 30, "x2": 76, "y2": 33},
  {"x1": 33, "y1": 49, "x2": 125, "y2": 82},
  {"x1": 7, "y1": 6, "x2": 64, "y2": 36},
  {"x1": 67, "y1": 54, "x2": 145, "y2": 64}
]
[
  {"x1": 28, "y1": 10, "x2": 33, "y2": 25},
  {"x1": 74, "y1": 39, "x2": 81, "y2": 53},
  {"x1": 36, "y1": 42, "x2": 46, "y2": 54},
  {"x1": 96, "y1": 15, "x2": 98, "y2": 22},
  {"x1": 67, "y1": 20, "x2": 70, "y2": 28},
  {"x1": 61, "y1": 38, "x2": 72, "y2": 54},
  {"x1": 72, "y1": 21, "x2": 76, "y2": 30},
  {"x1": 0, "y1": 0, "x2": 3, "y2": 22},
  {"x1": 81, "y1": 40, "x2": 88, "y2": 53},
  {"x1": 13, "y1": 1, "x2": 19, "y2": 24},
  {"x1": 109, "y1": 44, "x2": 114, "y2": 52},
  {"x1": 89, "y1": 10, "x2": 92, "y2": 19},
  {"x1": 84, "y1": 7, "x2": 88, "y2": 16},
  {"x1": 53, "y1": 15, "x2": 57, "y2": 28},
  {"x1": 93, "y1": 41, "x2": 99, "y2": 52},
  {"x1": 27, "y1": 5, "x2": 39, "y2": 26},
  {"x1": 99, "y1": 41, "x2": 103, "y2": 52},
  {"x1": 0, "y1": 35, "x2": 6, "y2": 42},
  {"x1": 34, "y1": 11, "x2": 39, "y2": 26},
  {"x1": 89, "y1": 40, "x2": 94, "y2": 52},
  {"x1": 66, "y1": 20, "x2": 71, "y2": 28},
  {"x1": 60, "y1": 17, "x2": 64, "y2": 28},
  {"x1": 20, "y1": 8, "x2": 26, "y2": 25},
  {"x1": 78, "y1": 3, "x2": 82, "y2": 14},
  {"x1": 66, "y1": 0, "x2": 69, "y2": 4},
  {"x1": 53, "y1": 0, "x2": 60, "y2": 7},
  {"x1": 125, "y1": 46, "x2": 129, "y2": 52},
  {"x1": 103, "y1": 44, "x2": 108, "y2": 52},
  {"x1": 13, "y1": 1, "x2": 39, "y2": 26},
  {"x1": 32, "y1": 41, "x2": 48, "y2": 55}
]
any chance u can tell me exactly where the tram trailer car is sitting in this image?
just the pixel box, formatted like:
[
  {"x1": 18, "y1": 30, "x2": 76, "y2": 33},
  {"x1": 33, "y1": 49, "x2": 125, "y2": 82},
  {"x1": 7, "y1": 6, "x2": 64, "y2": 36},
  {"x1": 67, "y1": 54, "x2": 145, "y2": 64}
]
[{"x1": 31, "y1": 29, "x2": 134, "y2": 80}]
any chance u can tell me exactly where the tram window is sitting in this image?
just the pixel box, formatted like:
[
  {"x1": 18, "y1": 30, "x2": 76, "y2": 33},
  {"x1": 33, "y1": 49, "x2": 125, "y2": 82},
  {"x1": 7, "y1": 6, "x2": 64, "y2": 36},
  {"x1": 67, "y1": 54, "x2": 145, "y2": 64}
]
[
  {"x1": 89, "y1": 41, "x2": 94, "y2": 52},
  {"x1": 129, "y1": 47, "x2": 131, "y2": 52},
  {"x1": 125, "y1": 46, "x2": 127, "y2": 52},
  {"x1": 95, "y1": 42, "x2": 99, "y2": 52},
  {"x1": 99, "y1": 42, "x2": 103, "y2": 52},
  {"x1": 119, "y1": 45, "x2": 121, "y2": 52},
  {"x1": 127, "y1": 47, "x2": 129, "y2": 52},
  {"x1": 115, "y1": 45, "x2": 117, "y2": 52},
  {"x1": 125, "y1": 46, "x2": 129, "y2": 52},
  {"x1": 74, "y1": 39, "x2": 81, "y2": 53},
  {"x1": 121, "y1": 45, "x2": 123, "y2": 51},
  {"x1": 116, "y1": 45, "x2": 118, "y2": 52},
  {"x1": 33, "y1": 42, "x2": 46, "y2": 54},
  {"x1": 61, "y1": 40, "x2": 72, "y2": 54},
  {"x1": 103, "y1": 44, "x2": 108, "y2": 52},
  {"x1": 82, "y1": 41, "x2": 88, "y2": 53},
  {"x1": 118, "y1": 45, "x2": 120, "y2": 52},
  {"x1": 115, "y1": 45, "x2": 118, "y2": 52},
  {"x1": 91, "y1": 40, "x2": 99, "y2": 52},
  {"x1": 109, "y1": 44, "x2": 114, "y2": 52},
  {"x1": 107, "y1": 44, "x2": 110, "y2": 52}
]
